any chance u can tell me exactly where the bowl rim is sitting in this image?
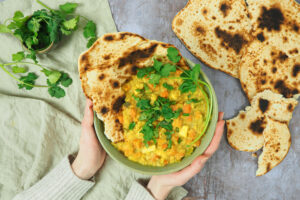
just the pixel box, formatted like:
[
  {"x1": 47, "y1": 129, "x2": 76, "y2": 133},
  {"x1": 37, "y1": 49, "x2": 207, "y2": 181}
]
[{"x1": 94, "y1": 59, "x2": 218, "y2": 175}]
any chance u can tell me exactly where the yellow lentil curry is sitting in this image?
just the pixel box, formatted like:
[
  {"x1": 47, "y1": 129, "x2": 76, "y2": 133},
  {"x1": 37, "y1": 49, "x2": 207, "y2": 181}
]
[{"x1": 112, "y1": 48, "x2": 210, "y2": 166}]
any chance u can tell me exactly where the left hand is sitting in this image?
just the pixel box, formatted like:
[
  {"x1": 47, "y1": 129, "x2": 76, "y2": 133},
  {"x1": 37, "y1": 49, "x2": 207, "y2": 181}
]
[
  {"x1": 71, "y1": 99, "x2": 106, "y2": 180},
  {"x1": 147, "y1": 112, "x2": 225, "y2": 200}
]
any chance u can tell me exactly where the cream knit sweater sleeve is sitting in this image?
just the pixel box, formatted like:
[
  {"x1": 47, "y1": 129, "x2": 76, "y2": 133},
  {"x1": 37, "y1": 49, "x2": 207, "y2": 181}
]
[{"x1": 13, "y1": 156, "x2": 187, "y2": 200}]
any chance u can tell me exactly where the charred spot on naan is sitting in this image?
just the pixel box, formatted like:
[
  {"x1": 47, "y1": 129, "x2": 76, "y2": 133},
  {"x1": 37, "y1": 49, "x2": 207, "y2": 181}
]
[
  {"x1": 112, "y1": 95, "x2": 126, "y2": 113},
  {"x1": 118, "y1": 44, "x2": 158, "y2": 69},
  {"x1": 274, "y1": 80, "x2": 299, "y2": 98},
  {"x1": 292, "y1": 64, "x2": 300, "y2": 77},
  {"x1": 220, "y1": 2, "x2": 231, "y2": 17},
  {"x1": 214, "y1": 27, "x2": 247, "y2": 54},
  {"x1": 258, "y1": 6, "x2": 284, "y2": 31},
  {"x1": 249, "y1": 117, "x2": 266, "y2": 135},
  {"x1": 259, "y1": 98, "x2": 270, "y2": 113}
]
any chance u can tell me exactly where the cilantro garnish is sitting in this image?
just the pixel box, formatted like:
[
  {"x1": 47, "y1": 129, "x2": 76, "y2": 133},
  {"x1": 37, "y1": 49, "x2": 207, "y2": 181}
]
[
  {"x1": 133, "y1": 47, "x2": 213, "y2": 147},
  {"x1": 186, "y1": 98, "x2": 201, "y2": 104},
  {"x1": 167, "y1": 47, "x2": 181, "y2": 63},
  {"x1": 129, "y1": 122, "x2": 136, "y2": 130},
  {"x1": 162, "y1": 83, "x2": 174, "y2": 91}
]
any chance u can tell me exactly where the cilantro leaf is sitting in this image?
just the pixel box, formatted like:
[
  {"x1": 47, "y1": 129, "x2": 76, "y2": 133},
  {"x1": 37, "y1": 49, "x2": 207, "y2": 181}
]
[
  {"x1": 0, "y1": 24, "x2": 12, "y2": 33},
  {"x1": 12, "y1": 66, "x2": 27, "y2": 73},
  {"x1": 60, "y1": 26, "x2": 72, "y2": 35},
  {"x1": 186, "y1": 98, "x2": 201, "y2": 104},
  {"x1": 191, "y1": 64, "x2": 201, "y2": 82},
  {"x1": 48, "y1": 71, "x2": 61, "y2": 84},
  {"x1": 18, "y1": 72, "x2": 38, "y2": 90},
  {"x1": 60, "y1": 72, "x2": 72, "y2": 87},
  {"x1": 137, "y1": 99, "x2": 151, "y2": 110},
  {"x1": 87, "y1": 37, "x2": 97, "y2": 48},
  {"x1": 48, "y1": 85, "x2": 65, "y2": 98},
  {"x1": 12, "y1": 51, "x2": 25, "y2": 61},
  {"x1": 149, "y1": 73, "x2": 161, "y2": 85},
  {"x1": 25, "y1": 51, "x2": 37, "y2": 63},
  {"x1": 163, "y1": 83, "x2": 174, "y2": 91},
  {"x1": 59, "y1": 2, "x2": 78, "y2": 14},
  {"x1": 129, "y1": 122, "x2": 136, "y2": 130},
  {"x1": 167, "y1": 47, "x2": 181, "y2": 63},
  {"x1": 153, "y1": 59, "x2": 163, "y2": 72},
  {"x1": 83, "y1": 20, "x2": 96, "y2": 39},
  {"x1": 173, "y1": 108, "x2": 182, "y2": 118},
  {"x1": 47, "y1": 18, "x2": 60, "y2": 43},
  {"x1": 179, "y1": 79, "x2": 197, "y2": 93},
  {"x1": 158, "y1": 120, "x2": 173, "y2": 131},
  {"x1": 27, "y1": 18, "x2": 41, "y2": 33},
  {"x1": 160, "y1": 64, "x2": 176, "y2": 77},
  {"x1": 63, "y1": 16, "x2": 79, "y2": 30},
  {"x1": 178, "y1": 138, "x2": 182, "y2": 144},
  {"x1": 137, "y1": 67, "x2": 154, "y2": 78},
  {"x1": 12, "y1": 11, "x2": 29, "y2": 28},
  {"x1": 41, "y1": 68, "x2": 52, "y2": 76},
  {"x1": 161, "y1": 104, "x2": 174, "y2": 120}
]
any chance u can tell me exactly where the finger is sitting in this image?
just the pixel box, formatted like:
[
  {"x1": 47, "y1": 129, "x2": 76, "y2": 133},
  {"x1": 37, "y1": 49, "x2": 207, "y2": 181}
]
[
  {"x1": 218, "y1": 112, "x2": 224, "y2": 121},
  {"x1": 203, "y1": 120, "x2": 224, "y2": 156},
  {"x1": 171, "y1": 154, "x2": 209, "y2": 182},
  {"x1": 82, "y1": 99, "x2": 94, "y2": 129}
]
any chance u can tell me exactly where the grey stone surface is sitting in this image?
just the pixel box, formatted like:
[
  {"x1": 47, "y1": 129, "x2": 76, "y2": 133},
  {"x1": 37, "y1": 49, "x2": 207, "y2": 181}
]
[{"x1": 108, "y1": 0, "x2": 300, "y2": 200}]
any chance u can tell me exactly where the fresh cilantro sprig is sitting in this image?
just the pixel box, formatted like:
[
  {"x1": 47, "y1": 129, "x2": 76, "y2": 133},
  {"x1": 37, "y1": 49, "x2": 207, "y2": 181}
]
[
  {"x1": 0, "y1": 0, "x2": 97, "y2": 51},
  {"x1": 0, "y1": 54, "x2": 72, "y2": 98},
  {"x1": 134, "y1": 95, "x2": 182, "y2": 147}
]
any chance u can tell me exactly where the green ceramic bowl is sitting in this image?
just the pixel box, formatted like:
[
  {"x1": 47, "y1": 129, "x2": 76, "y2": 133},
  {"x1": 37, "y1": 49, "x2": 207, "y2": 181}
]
[{"x1": 94, "y1": 59, "x2": 218, "y2": 175}]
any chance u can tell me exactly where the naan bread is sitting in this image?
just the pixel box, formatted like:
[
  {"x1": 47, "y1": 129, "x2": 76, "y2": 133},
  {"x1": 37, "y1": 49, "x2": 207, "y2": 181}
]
[
  {"x1": 172, "y1": 0, "x2": 252, "y2": 78},
  {"x1": 226, "y1": 90, "x2": 298, "y2": 152},
  {"x1": 240, "y1": 0, "x2": 300, "y2": 100},
  {"x1": 78, "y1": 32, "x2": 188, "y2": 142},
  {"x1": 240, "y1": 41, "x2": 300, "y2": 100},
  {"x1": 256, "y1": 118, "x2": 291, "y2": 176}
]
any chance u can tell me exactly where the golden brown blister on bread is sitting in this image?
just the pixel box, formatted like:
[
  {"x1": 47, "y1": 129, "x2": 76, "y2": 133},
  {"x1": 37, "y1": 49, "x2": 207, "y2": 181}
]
[
  {"x1": 172, "y1": 0, "x2": 252, "y2": 78},
  {"x1": 226, "y1": 90, "x2": 298, "y2": 152},
  {"x1": 256, "y1": 118, "x2": 291, "y2": 176},
  {"x1": 78, "y1": 32, "x2": 189, "y2": 142}
]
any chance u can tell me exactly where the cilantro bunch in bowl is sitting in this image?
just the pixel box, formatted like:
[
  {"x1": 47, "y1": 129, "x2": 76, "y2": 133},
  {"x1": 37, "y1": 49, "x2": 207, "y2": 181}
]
[{"x1": 0, "y1": 0, "x2": 97, "y2": 54}]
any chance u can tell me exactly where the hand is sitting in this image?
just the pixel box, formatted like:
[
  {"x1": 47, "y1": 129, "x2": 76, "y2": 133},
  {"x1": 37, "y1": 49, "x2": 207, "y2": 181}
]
[
  {"x1": 71, "y1": 99, "x2": 106, "y2": 180},
  {"x1": 147, "y1": 112, "x2": 225, "y2": 200}
]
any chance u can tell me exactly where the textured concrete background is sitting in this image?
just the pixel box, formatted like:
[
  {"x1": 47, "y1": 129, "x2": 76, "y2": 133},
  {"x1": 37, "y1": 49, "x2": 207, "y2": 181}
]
[
  {"x1": 1, "y1": 0, "x2": 299, "y2": 199},
  {"x1": 107, "y1": 1, "x2": 300, "y2": 199}
]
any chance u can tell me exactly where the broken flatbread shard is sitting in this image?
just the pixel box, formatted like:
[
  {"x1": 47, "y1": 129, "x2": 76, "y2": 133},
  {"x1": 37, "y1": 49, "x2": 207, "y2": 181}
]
[
  {"x1": 246, "y1": 0, "x2": 300, "y2": 58},
  {"x1": 256, "y1": 118, "x2": 291, "y2": 176},
  {"x1": 239, "y1": 41, "x2": 300, "y2": 100},
  {"x1": 226, "y1": 90, "x2": 298, "y2": 152},
  {"x1": 172, "y1": 0, "x2": 252, "y2": 78},
  {"x1": 78, "y1": 32, "x2": 189, "y2": 142},
  {"x1": 250, "y1": 90, "x2": 298, "y2": 122}
]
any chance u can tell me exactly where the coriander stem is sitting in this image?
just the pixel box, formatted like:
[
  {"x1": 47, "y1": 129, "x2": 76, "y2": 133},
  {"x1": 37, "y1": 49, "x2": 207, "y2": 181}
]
[
  {"x1": 36, "y1": 0, "x2": 53, "y2": 12},
  {"x1": 4, "y1": 62, "x2": 47, "y2": 70},
  {"x1": 0, "y1": 64, "x2": 48, "y2": 88}
]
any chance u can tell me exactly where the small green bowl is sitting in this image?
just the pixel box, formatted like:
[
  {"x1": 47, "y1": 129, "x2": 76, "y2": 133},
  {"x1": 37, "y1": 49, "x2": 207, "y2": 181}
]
[{"x1": 94, "y1": 59, "x2": 218, "y2": 175}]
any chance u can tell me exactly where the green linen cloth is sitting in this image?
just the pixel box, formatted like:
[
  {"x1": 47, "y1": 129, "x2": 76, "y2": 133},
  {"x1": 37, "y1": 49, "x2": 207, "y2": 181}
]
[{"x1": 0, "y1": 1, "x2": 187, "y2": 200}]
